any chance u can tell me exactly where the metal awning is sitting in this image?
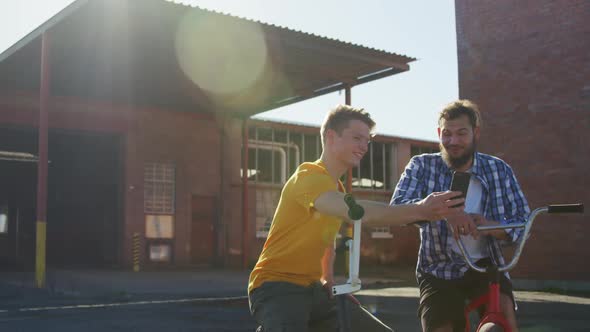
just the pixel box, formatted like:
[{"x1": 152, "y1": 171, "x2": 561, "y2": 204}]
[{"x1": 0, "y1": 0, "x2": 415, "y2": 117}]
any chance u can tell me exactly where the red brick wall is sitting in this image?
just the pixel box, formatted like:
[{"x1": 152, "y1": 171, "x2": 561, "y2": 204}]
[
  {"x1": 455, "y1": 0, "x2": 590, "y2": 280},
  {"x1": 123, "y1": 109, "x2": 224, "y2": 266}
]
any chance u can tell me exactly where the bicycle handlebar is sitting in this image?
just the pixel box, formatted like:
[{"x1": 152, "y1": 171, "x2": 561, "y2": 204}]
[
  {"x1": 548, "y1": 204, "x2": 584, "y2": 214},
  {"x1": 455, "y1": 203, "x2": 584, "y2": 273}
]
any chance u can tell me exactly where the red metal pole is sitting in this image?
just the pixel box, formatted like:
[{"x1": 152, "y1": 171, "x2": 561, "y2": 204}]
[
  {"x1": 344, "y1": 86, "x2": 353, "y2": 272},
  {"x1": 242, "y1": 118, "x2": 249, "y2": 269},
  {"x1": 35, "y1": 32, "x2": 50, "y2": 288},
  {"x1": 345, "y1": 85, "x2": 352, "y2": 193}
]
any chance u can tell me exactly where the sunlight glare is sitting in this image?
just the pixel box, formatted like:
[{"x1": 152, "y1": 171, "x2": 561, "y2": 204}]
[{"x1": 175, "y1": 10, "x2": 268, "y2": 98}]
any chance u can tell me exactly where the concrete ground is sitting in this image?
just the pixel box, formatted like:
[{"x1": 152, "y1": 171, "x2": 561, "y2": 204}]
[
  {"x1": 1, "y1": 267, "x2": 588, "y2": 331},
  {"x1": 357, "y1": 287, "x2": 590, "y2": 331}
]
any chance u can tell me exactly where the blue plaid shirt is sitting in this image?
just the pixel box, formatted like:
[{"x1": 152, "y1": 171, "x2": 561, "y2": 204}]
[{"x1": 391, "y1": 152, "x2": 530, "y2": 280}]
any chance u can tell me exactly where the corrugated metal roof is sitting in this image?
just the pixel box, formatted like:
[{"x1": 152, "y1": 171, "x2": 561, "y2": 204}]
[
  {"x1": 0, "y1": 0, "x2": 416, "y2": 117},
  {"x1": 249, "y1": 117, "x2": 437, "y2": 144},
  {"x1": 164, "y1": 0, "x2": 415, "y2": 63}
]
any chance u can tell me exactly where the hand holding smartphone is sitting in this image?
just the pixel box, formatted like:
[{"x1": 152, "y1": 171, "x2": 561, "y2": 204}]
[{"x1": 450, "y1": 171, "x2": 471, "y2": 208}]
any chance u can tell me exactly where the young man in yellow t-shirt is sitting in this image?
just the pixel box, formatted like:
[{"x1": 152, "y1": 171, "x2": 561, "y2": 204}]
[{"x1": 248, "y1": 105, "x2": 464, "y2": 331}]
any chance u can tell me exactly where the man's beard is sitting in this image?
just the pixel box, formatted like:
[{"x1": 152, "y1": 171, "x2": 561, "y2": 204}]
[{"x1": 440, "y1": 139, "x2": 477, "y2": 169}]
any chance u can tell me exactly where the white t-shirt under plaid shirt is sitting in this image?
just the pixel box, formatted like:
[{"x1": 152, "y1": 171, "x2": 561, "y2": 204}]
[{"x1": 391, "y1": 152, "x2": 530, "y2": 280}]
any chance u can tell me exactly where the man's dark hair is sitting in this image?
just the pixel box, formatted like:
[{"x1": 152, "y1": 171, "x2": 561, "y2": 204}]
[
  {"x1": 321, "y1": 104, "x2": 375, "y2": 145},
  {"x1": 438, "y1": 100, "x2": 482, "y2": 128}
]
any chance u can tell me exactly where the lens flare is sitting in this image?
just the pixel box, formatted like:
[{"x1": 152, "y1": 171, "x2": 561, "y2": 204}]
[{"x1": 175, "y1": 10, "x2": 268, "y2": 97}]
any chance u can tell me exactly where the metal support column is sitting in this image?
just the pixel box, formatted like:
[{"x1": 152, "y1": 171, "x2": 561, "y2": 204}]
[
  {"x1": 35, "y1": 32, "x2": 51, "y2": 288},
  {"x1": 345, "y1": 85, "x2": 353, "y2": 192},
  {"x1": 242, "y1": 119, "x2": 250, "y2": 269}
]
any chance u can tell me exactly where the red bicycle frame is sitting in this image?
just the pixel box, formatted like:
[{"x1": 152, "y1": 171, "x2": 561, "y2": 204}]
[
  {"x1": 463, "y1": 268, "x2": 510, "y2": 332},
  {"x1": 454, "y1": 204, "x2": 584, "y2": 332}
]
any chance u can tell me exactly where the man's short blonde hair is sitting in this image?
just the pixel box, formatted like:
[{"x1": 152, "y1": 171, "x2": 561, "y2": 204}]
[{"x1": 320, "y1": 104, "x2": 375, "y2": 145}]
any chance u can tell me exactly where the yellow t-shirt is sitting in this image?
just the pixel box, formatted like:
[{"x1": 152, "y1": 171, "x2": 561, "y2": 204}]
[{"x1": 248, "y1": 160, "x2": 344, "y2": 293}]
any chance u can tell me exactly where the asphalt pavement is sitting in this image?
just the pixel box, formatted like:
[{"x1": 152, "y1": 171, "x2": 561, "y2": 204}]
[{"x1": 1, "y1": 268, "x2": 589, "y2": 331}]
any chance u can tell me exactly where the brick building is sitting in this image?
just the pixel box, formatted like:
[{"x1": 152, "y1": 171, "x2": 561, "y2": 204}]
[
  {"x1": 0, "y1": 0, "x2": 426, "y2": 271},
  {"x1": 455, "y1": 0, "x2": 589, "y2": 280}
]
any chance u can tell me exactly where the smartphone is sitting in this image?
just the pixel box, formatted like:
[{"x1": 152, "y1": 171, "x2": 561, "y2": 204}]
[{"x1": 450, "y1": 171, "x2": 471, "y2": 208}]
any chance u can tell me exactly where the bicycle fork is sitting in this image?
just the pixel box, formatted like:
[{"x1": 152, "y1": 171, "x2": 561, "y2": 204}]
[{"x1": 464, "y1": 267, "x2": 511, "y2": 332}]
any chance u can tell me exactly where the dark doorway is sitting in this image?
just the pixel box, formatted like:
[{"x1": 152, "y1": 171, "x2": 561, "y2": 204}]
[
  {"x1": 0, "y1": 126, "x2": 122, "y2": 269},
  {"x1": 190, "y1": 195, "x2": 216, "y2": 265},
  {"x1": 0, "y1": 158, "x2": 37, "y2": 270}
]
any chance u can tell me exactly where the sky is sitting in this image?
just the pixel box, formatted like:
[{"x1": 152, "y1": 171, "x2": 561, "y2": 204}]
[{"x1": 0, "y1": 0, "x2": 458, "y2": 141}]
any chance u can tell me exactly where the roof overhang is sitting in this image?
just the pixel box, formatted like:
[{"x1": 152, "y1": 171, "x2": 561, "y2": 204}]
[
  {"x1": 0, "y1": 0, "x2": 415, "y2": 118},
  {"x1": 0, "y1": 151, "x2": 40, "y2": 163}
]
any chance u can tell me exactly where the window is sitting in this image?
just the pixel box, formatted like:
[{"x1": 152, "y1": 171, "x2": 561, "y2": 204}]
[
  {"x1": 352, "y1": 142, "x2": 396, "y2": 191},
  {"x1": 149, "y1": 243, "x2": 172, "y2": 262},
  {"x1": 144, "y1": 162, "x2": 175, "y2": 214},
  {"x1": 245, "y1": 126, "x2": 314, "y2": 185},
  {"x1": 144, "y1": 163, "x2": 175, "y2": 263},
  {"x1": 246, "y1": 125, "x2": 324, "y2": 238},
  {"x1": 303, "y1": 133, "x2": 322, "y2": 163},
  {"x1": 145, "y1": 215, "x2": 174, "y2": 239},
  {"x1": 255, "y1": 188, "x2": 280, "y2": 238},
  {"x1": 371, "y1": 226, "x2": 393, "y2": 239}
]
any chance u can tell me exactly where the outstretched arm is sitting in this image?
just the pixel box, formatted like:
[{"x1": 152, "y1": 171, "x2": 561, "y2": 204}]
[{"x1": 314, "y1": 190, "x2": 464, "y2": 227}]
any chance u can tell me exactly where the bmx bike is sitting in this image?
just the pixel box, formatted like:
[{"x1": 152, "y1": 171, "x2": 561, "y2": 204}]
[{"x1": 453, "y1": 203, "x2": 584, "y2": 332}]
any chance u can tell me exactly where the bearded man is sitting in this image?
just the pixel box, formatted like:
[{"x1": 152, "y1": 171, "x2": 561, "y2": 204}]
[
  {"x1": 248, "y1": 104, "x2": 464, "y2": 332},
  {"x1": 391, "y1": 100, "x2": 530, "y2": 332}
]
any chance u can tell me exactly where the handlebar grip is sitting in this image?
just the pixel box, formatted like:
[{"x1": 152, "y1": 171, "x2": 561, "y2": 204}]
[
  {"x1": 344, "y1": 194, "x2": 365, "y2": 220},
  {"x1": 343, "y1": 193, "x2": 356, "y2": 208},
  {"x1": 547, "y1": 204, "x2": 584, "y2": 214}
]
